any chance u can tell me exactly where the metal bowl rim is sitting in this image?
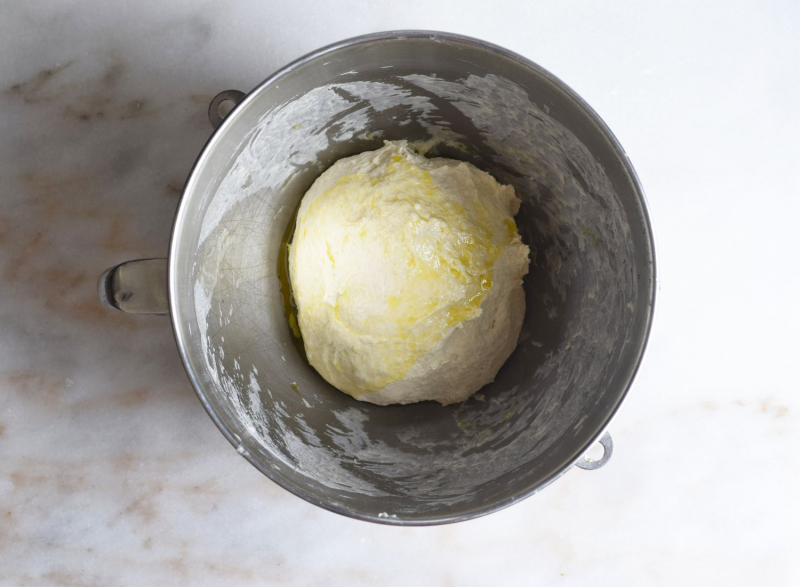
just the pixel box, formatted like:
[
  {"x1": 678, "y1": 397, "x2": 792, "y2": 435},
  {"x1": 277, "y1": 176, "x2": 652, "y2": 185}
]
[{"x1": 167, "y1": 29, "x2": 658, "y2": 526}]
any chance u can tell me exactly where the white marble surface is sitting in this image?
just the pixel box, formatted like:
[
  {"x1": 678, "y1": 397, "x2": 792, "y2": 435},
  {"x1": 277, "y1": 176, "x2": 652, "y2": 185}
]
[{"x1": 1, "y1": 1, "x2": 798, "y2": 585}]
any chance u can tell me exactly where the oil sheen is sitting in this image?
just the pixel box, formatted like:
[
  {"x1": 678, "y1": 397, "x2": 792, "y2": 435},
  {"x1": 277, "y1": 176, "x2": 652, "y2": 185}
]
[{"x1": 288, "y1": 141, "x2": 530, "y2": 405}]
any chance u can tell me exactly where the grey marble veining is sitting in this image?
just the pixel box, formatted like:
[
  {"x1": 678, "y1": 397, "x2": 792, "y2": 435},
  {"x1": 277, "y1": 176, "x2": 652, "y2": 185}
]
[{"x1": 1, "y1": 1, "x2": 798, "y2": 585}]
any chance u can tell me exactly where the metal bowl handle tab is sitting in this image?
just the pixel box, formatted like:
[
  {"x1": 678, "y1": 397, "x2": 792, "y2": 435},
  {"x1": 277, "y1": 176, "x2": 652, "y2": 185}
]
[
  {"x1": 208, "y1": 90, "x2": 246, "y2": 129},
  {"x1": 98, "y1": 89, "x2": 246, "y2": 316},
  {"x1": 575, "y1": 431, "x2": 614, "y2": 470},
  {"x1": 98, "y1": 258, "x2": 169, "y2": 315}
]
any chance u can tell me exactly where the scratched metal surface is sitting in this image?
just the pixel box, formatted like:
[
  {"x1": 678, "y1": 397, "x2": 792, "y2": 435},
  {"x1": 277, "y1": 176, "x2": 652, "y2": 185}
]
[{"x1": 170, "y1": 34, "x2": 655, "y2": 523}]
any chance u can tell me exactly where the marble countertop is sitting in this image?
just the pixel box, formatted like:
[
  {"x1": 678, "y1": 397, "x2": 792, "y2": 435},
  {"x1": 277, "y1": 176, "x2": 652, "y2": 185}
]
[{"x1": 1, "y1": 1, "x2": 798, "y2": 585}]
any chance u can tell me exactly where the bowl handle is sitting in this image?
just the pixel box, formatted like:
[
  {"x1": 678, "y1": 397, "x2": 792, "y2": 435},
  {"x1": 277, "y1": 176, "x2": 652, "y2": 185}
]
[
  {"x1": 575, "y1": 431, "x2": 614, "y2": 470},
  {"x1": 98, "y1": 258, "x2": 168, "y2": 315},
  {"x1": 208, "y1": 90, "x2": 246, "y2": 129}
]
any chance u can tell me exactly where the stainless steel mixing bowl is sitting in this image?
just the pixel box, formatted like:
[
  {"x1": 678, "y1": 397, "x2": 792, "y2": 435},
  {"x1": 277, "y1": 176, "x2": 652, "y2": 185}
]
[{"x1": 99, "y1": 31, "x2": 656, "y2": 525}]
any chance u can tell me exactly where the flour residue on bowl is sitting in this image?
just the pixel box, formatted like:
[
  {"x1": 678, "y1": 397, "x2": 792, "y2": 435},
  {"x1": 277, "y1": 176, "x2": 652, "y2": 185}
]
[{"x1": 188, "y1": 70, "x2": 639, "y2": 511}]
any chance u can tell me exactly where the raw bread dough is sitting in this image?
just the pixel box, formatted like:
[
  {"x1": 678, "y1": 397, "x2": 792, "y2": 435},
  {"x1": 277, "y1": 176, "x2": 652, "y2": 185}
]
[{"x1": 289, "y1": 141, "x2": 530, "y2": 405}]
